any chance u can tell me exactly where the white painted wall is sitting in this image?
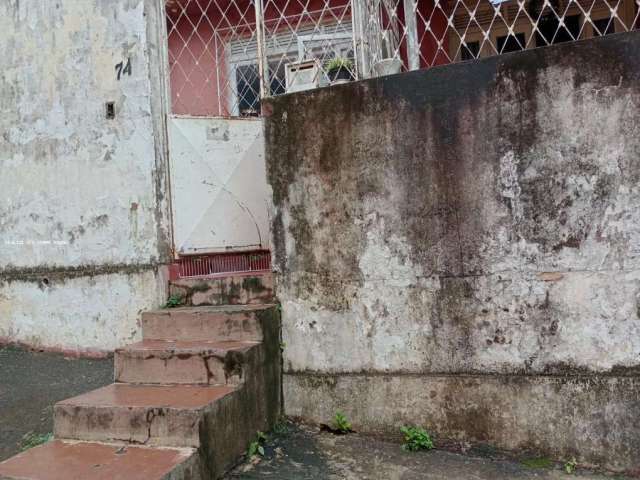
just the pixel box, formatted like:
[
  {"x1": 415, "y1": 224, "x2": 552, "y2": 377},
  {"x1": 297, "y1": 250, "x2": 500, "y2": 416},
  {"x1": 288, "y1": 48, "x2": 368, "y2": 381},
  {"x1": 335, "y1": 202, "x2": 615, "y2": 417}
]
[
  {"x1": 0, "y1": 269, "x2": 168, "y2": 354},
  {"x1": 0, "y1": 0, "x2": 171, "y2": 352}
]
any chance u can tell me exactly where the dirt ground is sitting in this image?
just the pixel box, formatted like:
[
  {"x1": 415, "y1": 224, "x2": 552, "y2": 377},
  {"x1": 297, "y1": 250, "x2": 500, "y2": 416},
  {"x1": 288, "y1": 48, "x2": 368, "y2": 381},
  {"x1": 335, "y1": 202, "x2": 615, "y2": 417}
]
[{"x1": 0, "y1": 346, "x2": 631, "y2": 479}]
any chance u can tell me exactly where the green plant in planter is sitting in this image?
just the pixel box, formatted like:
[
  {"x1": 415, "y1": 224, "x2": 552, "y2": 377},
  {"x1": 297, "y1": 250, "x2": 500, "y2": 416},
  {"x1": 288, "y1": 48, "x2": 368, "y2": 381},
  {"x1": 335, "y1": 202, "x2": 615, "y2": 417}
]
[{"x1": 326, "y1": 57, "x2": 354, "y2": 82}]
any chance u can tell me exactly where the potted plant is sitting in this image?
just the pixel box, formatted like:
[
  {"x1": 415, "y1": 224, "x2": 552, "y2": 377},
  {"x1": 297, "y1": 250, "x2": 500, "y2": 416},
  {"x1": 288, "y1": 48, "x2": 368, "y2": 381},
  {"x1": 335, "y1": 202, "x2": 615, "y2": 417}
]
[{"x1": 326, "y1": 57, "x2": 354, "y2": 85}]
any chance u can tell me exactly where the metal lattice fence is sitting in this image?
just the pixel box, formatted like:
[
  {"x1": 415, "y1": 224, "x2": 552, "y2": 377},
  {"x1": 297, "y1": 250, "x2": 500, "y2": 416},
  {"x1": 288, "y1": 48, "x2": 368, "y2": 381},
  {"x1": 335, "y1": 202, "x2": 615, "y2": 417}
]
[{"x1": 165, "y1": 0, "x2": 639, "y2": 117}]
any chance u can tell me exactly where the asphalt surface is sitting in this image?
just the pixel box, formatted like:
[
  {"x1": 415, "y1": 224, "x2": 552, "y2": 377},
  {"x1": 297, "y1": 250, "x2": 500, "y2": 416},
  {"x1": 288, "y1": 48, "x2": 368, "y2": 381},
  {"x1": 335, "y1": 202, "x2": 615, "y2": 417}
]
[
  {"x1": 0, "y1": 345, "x2": 112, "y2": 461},
  {"x1": 227, "y1": 422, "x2": 629, "y2": 480}
]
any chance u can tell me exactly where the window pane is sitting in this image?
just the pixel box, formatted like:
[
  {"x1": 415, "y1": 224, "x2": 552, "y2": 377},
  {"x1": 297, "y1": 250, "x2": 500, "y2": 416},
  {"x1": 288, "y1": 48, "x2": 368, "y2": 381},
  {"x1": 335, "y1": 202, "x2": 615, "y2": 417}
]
[
  {"x1": 593, "y1": 17, "x2": 615, "y2": 36},
  {"x1": 497, "y1": 33, "x2": 525, "y2": 53},
  {"x1": 236, "y1": 64, "x2": 260, "y2": 117},
  {"x1": 461, "y1": 41, "x2": 480, "y2": 60}
]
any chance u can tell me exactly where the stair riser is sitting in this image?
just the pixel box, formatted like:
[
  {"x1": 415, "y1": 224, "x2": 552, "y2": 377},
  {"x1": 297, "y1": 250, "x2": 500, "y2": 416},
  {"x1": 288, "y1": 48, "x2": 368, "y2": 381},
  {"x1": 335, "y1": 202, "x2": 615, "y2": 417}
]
[
  {"x1": 114, "y1": 352, "x2": 244, "y2": 386},
  {"x1": 142, "y1": 312, "x2": 262, "y2": 342},
  {"x1": 54, "y1": 405, "x2": 203, "y2": 448},
  {"x1": 169, "y1": 274, "x2": 274, "y2": 307}
]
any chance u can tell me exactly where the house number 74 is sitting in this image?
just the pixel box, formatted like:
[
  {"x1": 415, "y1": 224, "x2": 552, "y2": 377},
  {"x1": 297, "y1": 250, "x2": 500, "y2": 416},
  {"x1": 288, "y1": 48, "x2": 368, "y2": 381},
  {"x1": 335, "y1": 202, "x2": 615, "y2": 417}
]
[{"x1": 115, "y1": 58, "x2": 132, "y2": 80}]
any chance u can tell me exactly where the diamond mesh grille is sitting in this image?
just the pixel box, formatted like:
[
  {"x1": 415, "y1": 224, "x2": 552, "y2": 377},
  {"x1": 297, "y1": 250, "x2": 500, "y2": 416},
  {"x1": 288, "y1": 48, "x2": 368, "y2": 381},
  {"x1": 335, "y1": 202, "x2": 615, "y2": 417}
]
[{"x1": 165, "y1": 0, "x2": 639, "y2": 117}]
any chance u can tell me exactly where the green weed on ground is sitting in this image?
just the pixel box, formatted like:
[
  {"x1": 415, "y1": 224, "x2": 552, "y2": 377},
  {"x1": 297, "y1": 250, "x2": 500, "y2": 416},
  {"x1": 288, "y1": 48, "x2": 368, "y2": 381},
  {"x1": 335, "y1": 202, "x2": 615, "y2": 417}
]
[
  {"x1": 20, "y1": 432, "x2": 53, "y2": 451},
  {"x1": 332, "y1": 412, "x2": 352, "y2": 433},
  {"x1": 564, "y1": 457, "x2": 578, "y2": 474},
  {"x1": 164, "y1": 294, "x2": 184, "y2": 308},
  {"x1": 247, "y1": 431, "x2": 267, "y2": 457},
  {"x1": 401, "y1": 426, "x2": 434, "y2": 452}
]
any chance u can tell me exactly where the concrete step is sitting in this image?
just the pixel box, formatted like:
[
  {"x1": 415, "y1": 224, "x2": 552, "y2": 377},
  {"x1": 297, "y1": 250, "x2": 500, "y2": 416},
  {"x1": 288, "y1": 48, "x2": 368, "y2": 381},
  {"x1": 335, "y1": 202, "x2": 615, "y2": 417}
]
[
  {"x1": 141, "y1": 304, "x2": 277, "y2": 342},
  {"x1": 114, "y1": 339, "x2": 260, "y2": 385},
  {"x1": 169, "y1": 273, "x2": 274, "y2": 307},
  {"x1": 0, "y1": 440, "x2": 200, "y2": 480},
  {"x1": 54, "y1": 383, "x2": 235, "y2": 448}
]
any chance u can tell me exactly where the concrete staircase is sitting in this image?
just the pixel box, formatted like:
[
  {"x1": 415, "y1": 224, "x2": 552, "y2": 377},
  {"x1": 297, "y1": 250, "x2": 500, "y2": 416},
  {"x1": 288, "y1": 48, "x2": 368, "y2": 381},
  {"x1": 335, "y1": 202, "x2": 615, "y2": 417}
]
[{"x1": 0, "y1": 273, "x2": 280, "y2": 480}]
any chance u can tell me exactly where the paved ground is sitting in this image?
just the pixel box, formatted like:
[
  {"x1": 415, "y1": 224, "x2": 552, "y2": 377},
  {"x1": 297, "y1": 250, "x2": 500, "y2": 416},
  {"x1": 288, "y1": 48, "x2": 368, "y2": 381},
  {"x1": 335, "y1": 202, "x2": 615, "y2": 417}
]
[
  {"x1": 0, "y1": 345, "x2": 112, "y2": 461},
  {"x1": 0, "y1": 346, "x2": 631, "y2": 479},
  {"x1": 227, "y1": 422, "x2": 630, "y2": 480}
]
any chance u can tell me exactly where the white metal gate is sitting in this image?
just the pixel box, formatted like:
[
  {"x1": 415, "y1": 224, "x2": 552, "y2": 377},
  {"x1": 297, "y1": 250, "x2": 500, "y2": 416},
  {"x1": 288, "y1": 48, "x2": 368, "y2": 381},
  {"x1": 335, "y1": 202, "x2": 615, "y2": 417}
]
[{"x1": 168, "y1": 116, "x2": 270, "y2": 255}]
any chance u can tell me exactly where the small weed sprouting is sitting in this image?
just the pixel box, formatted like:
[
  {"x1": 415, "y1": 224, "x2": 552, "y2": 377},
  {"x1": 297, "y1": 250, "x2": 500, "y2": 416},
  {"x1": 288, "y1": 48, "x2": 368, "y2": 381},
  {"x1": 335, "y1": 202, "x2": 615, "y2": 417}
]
[
  {"x1": 272, "y1": 419, "x2": 289, "y2": 435},
  {"x1": 247, "y1": 431, "x2": 267, "y2": 458},
  {"x1": 564, "y1": 457, "x2": 578, "y2": 474},
  {"x1": 247, "y1": 440, "x2": 264, "y2": 457},
  {"x1": 521, "y1": 457, "x2": 553, "y2": 469},
  {"x1": 20, "y1": 432, "x2": 53, "y2": 451},
  {"x1": 332, "y1": 411, "x2": 352, "y2": 434},
  {"x1": 400, "y1": 426, "x2": 434, "y2": 452},
  {"x1": 164, "y1": 294, "x2": 184, "y2": 308}
]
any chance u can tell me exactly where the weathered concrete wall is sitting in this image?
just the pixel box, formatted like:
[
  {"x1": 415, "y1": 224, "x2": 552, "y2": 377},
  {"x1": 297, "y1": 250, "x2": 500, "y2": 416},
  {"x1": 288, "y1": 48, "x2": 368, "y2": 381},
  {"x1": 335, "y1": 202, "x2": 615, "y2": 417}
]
[
  {"x1": 0, "y1": 0, "x2": 171, "y2": 352},
  {"x1": 265, "y1": 32, "x2": 640, "y2": 472}
]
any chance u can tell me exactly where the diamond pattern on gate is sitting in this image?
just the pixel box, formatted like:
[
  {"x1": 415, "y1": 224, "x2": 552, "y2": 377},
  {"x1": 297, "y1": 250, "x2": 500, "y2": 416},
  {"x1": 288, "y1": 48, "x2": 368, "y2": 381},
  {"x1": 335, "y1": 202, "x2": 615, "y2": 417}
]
[
  {"x1": 357, "y1": 0, "x2": 638, "y2": 74},
  {"x1": 165, "y1": 0, "x2": 639, "y2": 117},
  {"x1": 166, "y1": 0, "x2": 261, "y2": 117},
  {"x1": 260, "y1": 0, "x2": 357, "y2": 96},
  {"x1": 165, "y1": 0, "x2": 357, "y2": 117}
]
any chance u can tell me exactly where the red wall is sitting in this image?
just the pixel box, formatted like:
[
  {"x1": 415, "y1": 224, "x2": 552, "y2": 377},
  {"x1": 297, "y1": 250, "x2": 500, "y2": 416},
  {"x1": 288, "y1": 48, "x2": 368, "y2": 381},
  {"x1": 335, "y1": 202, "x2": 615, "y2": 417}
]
[
  {"x1": 417, "y1": 0, "x2": 450, "y2": 67},
  {"x1": 166, "y1": 0, "x2": 445, "y2": 116},
  {"x1": 166, "y1": 0, "x2": 257, "y2": 116}
]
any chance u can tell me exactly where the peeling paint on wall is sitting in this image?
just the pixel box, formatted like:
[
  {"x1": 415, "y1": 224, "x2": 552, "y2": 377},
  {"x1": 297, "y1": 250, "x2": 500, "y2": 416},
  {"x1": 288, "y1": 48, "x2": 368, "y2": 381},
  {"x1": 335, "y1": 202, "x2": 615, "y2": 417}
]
[
  {"x1": 0, "y1": 267, "x2": 167, "y2": 353},
  {"x1": 266, "y1": 32, "x2": 640, "y2": 376},
  {"x1": 265, "y1": 32, "x2": 640, "y2": 470},
  {"x1": 0, "y1": 0, "x2": 171, "y2": 350},
  {"x1": 0, "y1": 0, "x2": 163, "y2": 269}
]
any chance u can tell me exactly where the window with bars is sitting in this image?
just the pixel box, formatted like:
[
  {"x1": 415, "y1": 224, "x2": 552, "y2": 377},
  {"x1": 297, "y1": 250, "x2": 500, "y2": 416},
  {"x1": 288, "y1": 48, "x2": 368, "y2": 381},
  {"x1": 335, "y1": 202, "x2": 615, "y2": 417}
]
[{"x1": 228, "y1": 22, "x2": 355, "y2": 116}]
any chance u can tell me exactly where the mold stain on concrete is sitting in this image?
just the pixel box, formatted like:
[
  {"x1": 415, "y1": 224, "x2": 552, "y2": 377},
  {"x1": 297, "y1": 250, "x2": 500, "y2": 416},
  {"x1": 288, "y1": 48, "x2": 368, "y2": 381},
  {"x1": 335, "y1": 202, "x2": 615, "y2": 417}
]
[{"x1": 265, "y1": 33, "x2": 640, "y2": 471}]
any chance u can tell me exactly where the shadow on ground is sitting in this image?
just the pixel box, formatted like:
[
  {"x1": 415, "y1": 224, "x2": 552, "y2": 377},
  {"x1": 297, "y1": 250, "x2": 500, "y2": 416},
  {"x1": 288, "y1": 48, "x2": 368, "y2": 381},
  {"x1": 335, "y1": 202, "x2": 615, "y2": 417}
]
[
  {"x1": 227, "y1": 422, "x2": 630, "y2": 480},
  {"x1": 0, "y1": 345, "x2": 112, "y2": 461}
]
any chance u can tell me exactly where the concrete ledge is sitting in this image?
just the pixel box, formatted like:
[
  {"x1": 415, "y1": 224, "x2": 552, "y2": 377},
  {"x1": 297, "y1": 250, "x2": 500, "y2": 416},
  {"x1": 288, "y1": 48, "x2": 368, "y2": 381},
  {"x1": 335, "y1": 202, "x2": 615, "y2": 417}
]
[{"x1": 284, "y1": 372, "x2": 640, "y2": 474}]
